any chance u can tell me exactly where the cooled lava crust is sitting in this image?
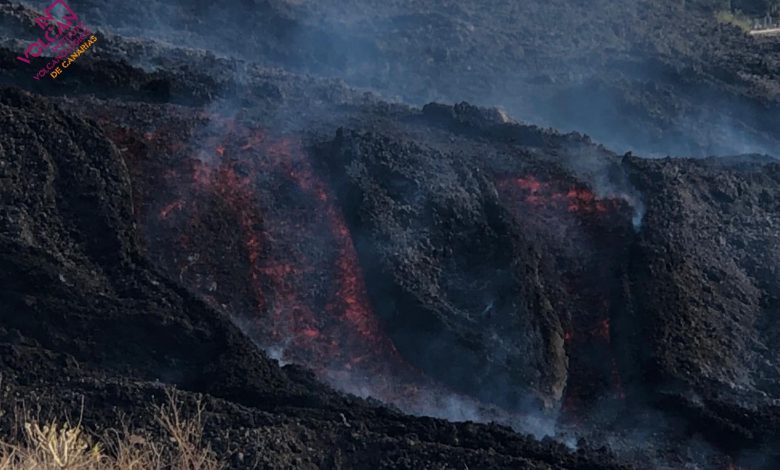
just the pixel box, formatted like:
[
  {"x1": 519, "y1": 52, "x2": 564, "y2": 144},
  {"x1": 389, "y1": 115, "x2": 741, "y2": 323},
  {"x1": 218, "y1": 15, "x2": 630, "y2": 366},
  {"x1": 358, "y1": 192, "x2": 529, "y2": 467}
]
[{"x1": 1, "y1": 0, "x2": 780, "y2": 468}]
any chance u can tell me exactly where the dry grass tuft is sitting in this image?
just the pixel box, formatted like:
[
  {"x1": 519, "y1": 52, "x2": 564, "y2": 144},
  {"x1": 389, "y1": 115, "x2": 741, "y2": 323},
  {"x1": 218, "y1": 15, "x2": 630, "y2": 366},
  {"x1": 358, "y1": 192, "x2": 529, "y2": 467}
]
[
  {"x1": 716, "y1": 9, "x2": 753, "y2": 31},
  {"x1": 153, "y1": 390, "x2": 222, "y2": 470},
  {"x1": 0, "y1": 390, "x2": 223, "y2": 470}
]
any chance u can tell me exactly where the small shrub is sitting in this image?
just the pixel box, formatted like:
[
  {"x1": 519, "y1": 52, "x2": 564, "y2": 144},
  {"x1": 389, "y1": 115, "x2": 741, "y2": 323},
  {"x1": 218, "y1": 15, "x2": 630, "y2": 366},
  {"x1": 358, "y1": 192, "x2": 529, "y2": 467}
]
[{"x1": 0, "y1": 390, "x2": 223, "y2": 470}]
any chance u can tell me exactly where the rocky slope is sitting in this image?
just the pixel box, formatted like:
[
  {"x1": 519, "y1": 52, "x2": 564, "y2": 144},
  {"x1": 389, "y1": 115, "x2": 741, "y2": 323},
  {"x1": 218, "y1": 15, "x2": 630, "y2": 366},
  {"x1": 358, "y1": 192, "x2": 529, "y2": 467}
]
[
  {"x1": 0, "y1": 0, "x2": 779, "y2": 468},
  {"x1": 0, "y1": 86, "x2": 629, "y2": 469},
  {"x1": 48, "y1": 0, "x2": 780, "y2": 156}
]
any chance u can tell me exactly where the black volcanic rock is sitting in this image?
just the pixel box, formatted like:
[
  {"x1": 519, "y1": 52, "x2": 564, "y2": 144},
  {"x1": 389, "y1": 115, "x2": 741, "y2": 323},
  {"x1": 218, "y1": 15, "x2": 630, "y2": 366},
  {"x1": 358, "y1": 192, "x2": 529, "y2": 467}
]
[
  {"x1": 622, "y1": 155, "x2": 780, "y2": 445},
  {"x1": 0, "y1": 86, "x2": 305, "y2": 405},
  {"x1": 21, "y1": 0, "x2": 778, "y2": 156},
  {"x1": 0, "y1": 86, "x2": 612, "y2": 468},
  {"x1": 1, "y1": 0, "x2": 779, "y2": 466},
  {"x1": 0, "y1": 87, "x2": 632, "y2": 470},
  {"x1": 318, "y1": 129, "x2": 568, "y2": 410}
]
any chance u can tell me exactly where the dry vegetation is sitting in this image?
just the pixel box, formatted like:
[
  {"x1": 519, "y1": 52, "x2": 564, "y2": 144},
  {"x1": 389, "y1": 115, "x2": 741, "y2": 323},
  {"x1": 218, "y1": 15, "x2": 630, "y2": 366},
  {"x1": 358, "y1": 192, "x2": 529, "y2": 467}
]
[
  {"x1": 716, "y1": 9, "x2": 754, "y2": 30},
  {"x1": 0, "y1": 390, "x2": 224, "y2": 470}
]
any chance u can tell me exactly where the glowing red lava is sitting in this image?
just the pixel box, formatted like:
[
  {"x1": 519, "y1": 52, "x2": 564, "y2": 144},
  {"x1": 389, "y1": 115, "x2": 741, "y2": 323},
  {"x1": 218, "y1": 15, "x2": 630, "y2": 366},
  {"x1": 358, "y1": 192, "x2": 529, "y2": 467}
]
[
  {"x1": 119, "y1": 116, "x2": 466, "y2": 409},
  {"x1": 186, "y1": 127, "x2": 389, "y2": 367},
  {"x1": 158, "y1": 200, "x2": 184, "y2": 219},
  {"x1": 107, "y1": 117, "x2": 570, "y2": 427},
  {"x1": 499, "y1": 176, "x2": 619, "y2": 215},
  {"x1": 496, "y1": 173, "x2": 630, "y2": 417}
]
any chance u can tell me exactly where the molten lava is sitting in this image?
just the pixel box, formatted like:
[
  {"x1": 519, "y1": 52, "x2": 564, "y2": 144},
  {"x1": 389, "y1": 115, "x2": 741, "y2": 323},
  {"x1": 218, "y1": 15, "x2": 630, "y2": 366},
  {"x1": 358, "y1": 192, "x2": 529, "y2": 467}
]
[
  {"x1": 496, "y1": 174, "x2": 631, "y2": 418},
  {"x1": 499, "y1": 176, "x2": 619, "y2": 215},
  {"x1": 105, "y1": 115, "x2": 512, "y2": 417},
  {"x1": 177, "y1": 124, "x2": 404, "y2": 373}
]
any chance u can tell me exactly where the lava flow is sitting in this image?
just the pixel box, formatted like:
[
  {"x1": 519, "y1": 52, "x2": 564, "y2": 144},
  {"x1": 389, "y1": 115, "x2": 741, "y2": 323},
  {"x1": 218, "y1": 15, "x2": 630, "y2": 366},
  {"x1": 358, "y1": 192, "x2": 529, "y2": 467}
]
[
  {"x1": 162, "y1": 120, "x2": 404, "y2": 375},
  {"x1": 105, "y1": 114, "x2": 527, "y2": 421},
  {"x1": 496, "y1": 174, "x2": 632, "y2": 419},
  {"x1": 500, "y1": 176, "x2": 621, "y2": 215}
]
